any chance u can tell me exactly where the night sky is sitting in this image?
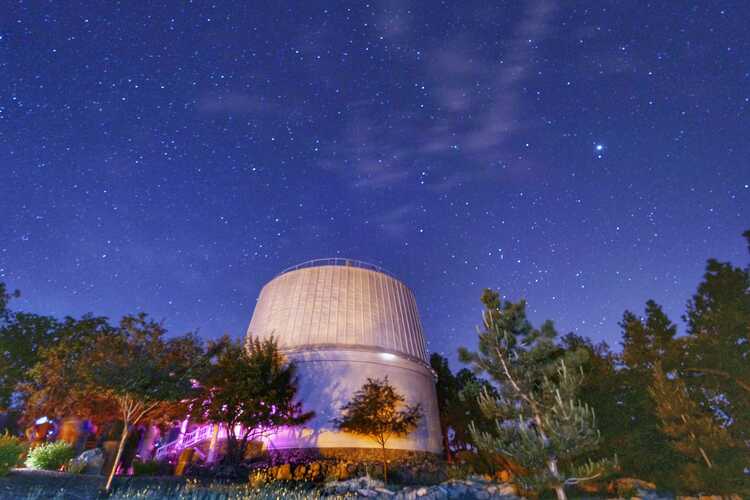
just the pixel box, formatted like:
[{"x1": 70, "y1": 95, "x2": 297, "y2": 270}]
[{"x1": 2, "y1": 2, "x2": 748, "y2": 366}]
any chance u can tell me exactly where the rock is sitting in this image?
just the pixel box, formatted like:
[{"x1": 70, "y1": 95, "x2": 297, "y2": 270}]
[
  {"x1": 474, "y1": 490, "x2": 490, "y2": 500},
  {"x1": 248, "y1": 470, "x2": 267, "y2": 487},
  {"x1": 416, "y1": 487, "x2": 429, "y2": 496},
  {"x1": 293, "y1": 464, "x2": 306, "y2": 480},
  {"x1": 306, "y1": 461, "x2": 321, "y2": 481},
  {"x1": 70, "y1": 448, "x2": 105, "y2": 475},
  {"x1": 357, "y1": 488, "x2": 378, "y2": 497},
  {"x1": 433, "y1": 486, "x2": 448, "y2": 500},
  {"x1": 496, "y1": 483, "x2": 517, "y2": 496},
  {"x1": 609, "y1": 478, "x2": 658, "y2": 494},
  {"x1": 335, "y1": 483, "x2": 349, "y2": 495},
  {"x1": 375, "y1": 487, "x2": 395, "y2": 496},
  {"x1": 275, "y1": 463, "x2": 292, "y2": 481},
  {"x1": 448, "y1": 484, "x2": 467, "y2": 499}
]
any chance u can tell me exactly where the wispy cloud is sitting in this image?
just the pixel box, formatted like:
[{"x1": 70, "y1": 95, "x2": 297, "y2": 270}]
[
  {"x1": 424, "y1": 0, "x2": 556, "y2": 160},
  {"x1": 373, "y1": 203, "x2": 417, "y2": 236},
  {"x1": 319, "y1": 1, "x2": 557, "y2": 192},
  {"x1": 318, "y1": 113, "x2": 411, "y2": 189}
]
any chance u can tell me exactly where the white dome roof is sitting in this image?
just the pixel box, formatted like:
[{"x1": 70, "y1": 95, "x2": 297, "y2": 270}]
[{"x1": 247, "y1": 259, "x2": 428, "y2": 363}]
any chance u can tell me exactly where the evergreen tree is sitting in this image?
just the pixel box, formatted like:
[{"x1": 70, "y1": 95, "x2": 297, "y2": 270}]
[
  {"x1": 454, "y1": 368, "x2": 499, "y2": 452},
  {"x1": 333, "y1": 377, "x2": 422, "y2": 483},
  {"x1": 430, "y1": 353, "x2": 499, "y2": 461},
  {"x1": 649, "y1": 362, "x2": 732, "y2": 470},
  {"x1": 649, "y1": 362, "x2": 746, "y2": 493},
  {"x1": 616, "y1": 301, "x2": 682, "y2": 482},
  {"x1": 460, "y1": 290, "x2": 611, "y2": 500},
  {"x1": 681, "y1": 231, "x2": 750, "y2": 445},
  {"x1": 430, "y1": 353, "x2": 459, "y2": 461},
  {"x1": 558, "y1": 334, "x2": 625, "y2": 466}
]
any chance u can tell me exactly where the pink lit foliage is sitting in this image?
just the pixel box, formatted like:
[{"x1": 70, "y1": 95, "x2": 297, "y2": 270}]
[{"x1": 191, "y1": 336, "x2": 314, "y2": 468}]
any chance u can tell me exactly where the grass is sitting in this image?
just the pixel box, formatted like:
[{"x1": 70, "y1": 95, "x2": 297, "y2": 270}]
[{"x1": 1, "y1": 469, "x2": 334, "y2": 499}]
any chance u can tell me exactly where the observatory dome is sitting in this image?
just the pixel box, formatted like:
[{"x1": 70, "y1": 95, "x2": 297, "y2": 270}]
[{"x1": 246, "y1": 259, "x2": 442, "y2": 454}]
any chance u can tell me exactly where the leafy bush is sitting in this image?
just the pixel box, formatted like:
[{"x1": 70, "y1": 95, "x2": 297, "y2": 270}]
[
  {"x1": 65, "y1": 458, "x2": 87, "y2": 474},
  {"x1": 0, "y1": 432, "x2": 24, "y2": 475},
  {"x1": 132, "y1": 459, "x2": 171, "y2": 476},
  {"x1": 24, "y1": 441, "x2": 75, "y2": 470}
]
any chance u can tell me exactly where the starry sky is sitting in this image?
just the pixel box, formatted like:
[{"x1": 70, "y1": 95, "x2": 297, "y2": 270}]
[{"x1": 1, "y1": 1, "x2": 748, "y2": 366}]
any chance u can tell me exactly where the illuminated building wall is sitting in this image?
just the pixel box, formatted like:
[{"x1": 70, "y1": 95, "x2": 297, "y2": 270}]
[{"x1": 246, "y1": 259, "x2": 442, "y2": 453}]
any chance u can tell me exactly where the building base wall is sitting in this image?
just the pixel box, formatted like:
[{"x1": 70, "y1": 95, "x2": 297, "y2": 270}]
[{"x1": 265, "y1": 348, "x2": 443, "y2": 454}]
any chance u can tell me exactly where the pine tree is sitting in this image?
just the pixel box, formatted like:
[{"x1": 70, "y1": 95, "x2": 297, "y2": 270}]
[
  {"x1": 681, "y1": 232, "x2": 750, "y2": 445},
  {"x1": 430, "y1": 353, "x2": 499, "y2": 461},
  {"x1": 649, "y1": 362, "x2": 731, "y2": 470},
  {"x1": 460, "y1": 290, "x2": 612, "y2": 500},
  {"x1": 616, "y1": 302, "x2": 682, "y2": 483}
]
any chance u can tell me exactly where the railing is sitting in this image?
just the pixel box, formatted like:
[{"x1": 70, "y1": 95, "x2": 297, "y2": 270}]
[
  {"x1": 154, "y1": 425, "x2": 220, "y2": 460},
  {"x1": 278, "y1": 258, "x2": 395, "y2": 279},
  {"x1": 182, "y1": 425, "x2": 215, "y2": 449}
]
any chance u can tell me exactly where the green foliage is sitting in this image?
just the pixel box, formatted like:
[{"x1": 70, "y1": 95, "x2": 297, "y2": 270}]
[
  {"x1": 23, "y1": 315, "x2": 120, "y2": 426},
  {"x1": 24, "y1": 441, "x2": 75, "y2": 470},
  {"x1": 65, "y1": 457, "x2": 87, "y2": 474},
  {"x1": 333, "y1": 376, "x2": 422, "y2": 482},
  {"x1": 611, "y1": 302, "x2": 683, "y2": 482},
  {"x1": 0, "y1": 432, "x2": 24, "y2": 475},
  {"x1": 0, "y1": 282, "x2": 60, "y2": 411},
  {"x1": 196, "y1": 336, "x2": 313, "y2": 468},
  {"x1": 649, "y1": 362, "x2": 747, "y2": 494},
  {"x1": 461, "y1": 290, "x2": 610, "y2": 499},
  {"x1": 430, "y1": 353, "x2": 498, "y2": 460},
  {"x1": 132, "y1": 459, "x2": 168, "y2": 476},
  {"x1": 681, "y1": 239, "x2": 750, "y2": 447}
]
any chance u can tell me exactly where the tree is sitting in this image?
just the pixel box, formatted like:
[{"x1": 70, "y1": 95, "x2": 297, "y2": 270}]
[
  {"x1": 649, "y1": 362, "x2": 746, "y2": 493},
  {"x1": 333, "y1": 376, "x2": 422, "y2": 483},
  {"x1": 0, "y1": 312, "x2": 60, "y2": 411},
  {"x1": 680, "y1": 232, "x2": 750, "y2": 445},
  {"x1": 430, "y1": 353, "x2": 459, "y2": 461},
  {"x1": 650, "y1": 362, "x2": 731, "y2": 470},
  {"x1": 460, "y1": 290, "x2": 611, "y2": 500},
  {"x1": 430, "y1": 353, "x2": 498, "y2": 461},
  {"x1": 614, "y1": 302, "x2": 682, "y2": 483},
  {"x1": 0, "y1": 283, "x2": 19, "y2": 318},
  {"x1": 558, "y1": 334, "x2": 626, "y2": 466},
  {"x1": 81, "y1": 314, "x2": 209, "y2": 492},
  {"x1": 0, "y1": 284, "x2": 60, "y2": 412},
  {"x1": 196, "y1": 336, "x2": 313, "y2": 469},
  {"x1": 22, "y1": 315, "x2": 120, "y2": 427}
]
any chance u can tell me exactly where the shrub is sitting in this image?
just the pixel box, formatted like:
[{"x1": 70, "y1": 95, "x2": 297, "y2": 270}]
[
  {"x1": 132, "y1": 459, "x2": 170, "y2": 476},
  {"x1": 24, "y1": 441, "x2": 75, "y2": 470},
  {"x1": 0, "y1": 432, "x2": 24, "y2": 475},
  {"x1": 65, "y1": 458, "x2": 87, "y2": 474}
]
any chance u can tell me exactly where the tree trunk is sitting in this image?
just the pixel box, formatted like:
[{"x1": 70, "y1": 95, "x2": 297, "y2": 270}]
[
  {"x1": 381, "y1": 443, "x2": 388, "y2": 484},
  {"x1": 547, "y1": 458, "x2": 567, "y2": 500},
  {"x1": 441, "y1": 425, "x2": 452, "y2": 463},
  {"x1": 104, "y1": 420, "x2": 129, "y2": 493}
]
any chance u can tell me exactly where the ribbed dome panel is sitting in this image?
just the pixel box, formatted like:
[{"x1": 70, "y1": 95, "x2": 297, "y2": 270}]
[{"x1": 247, "y1": 264, "x2": 428, "y2": 363}]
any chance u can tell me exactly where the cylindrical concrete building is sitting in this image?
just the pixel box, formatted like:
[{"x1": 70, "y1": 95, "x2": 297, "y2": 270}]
[{"x1": 246, "y1": 259, "x2": 442, "y2": 454}]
